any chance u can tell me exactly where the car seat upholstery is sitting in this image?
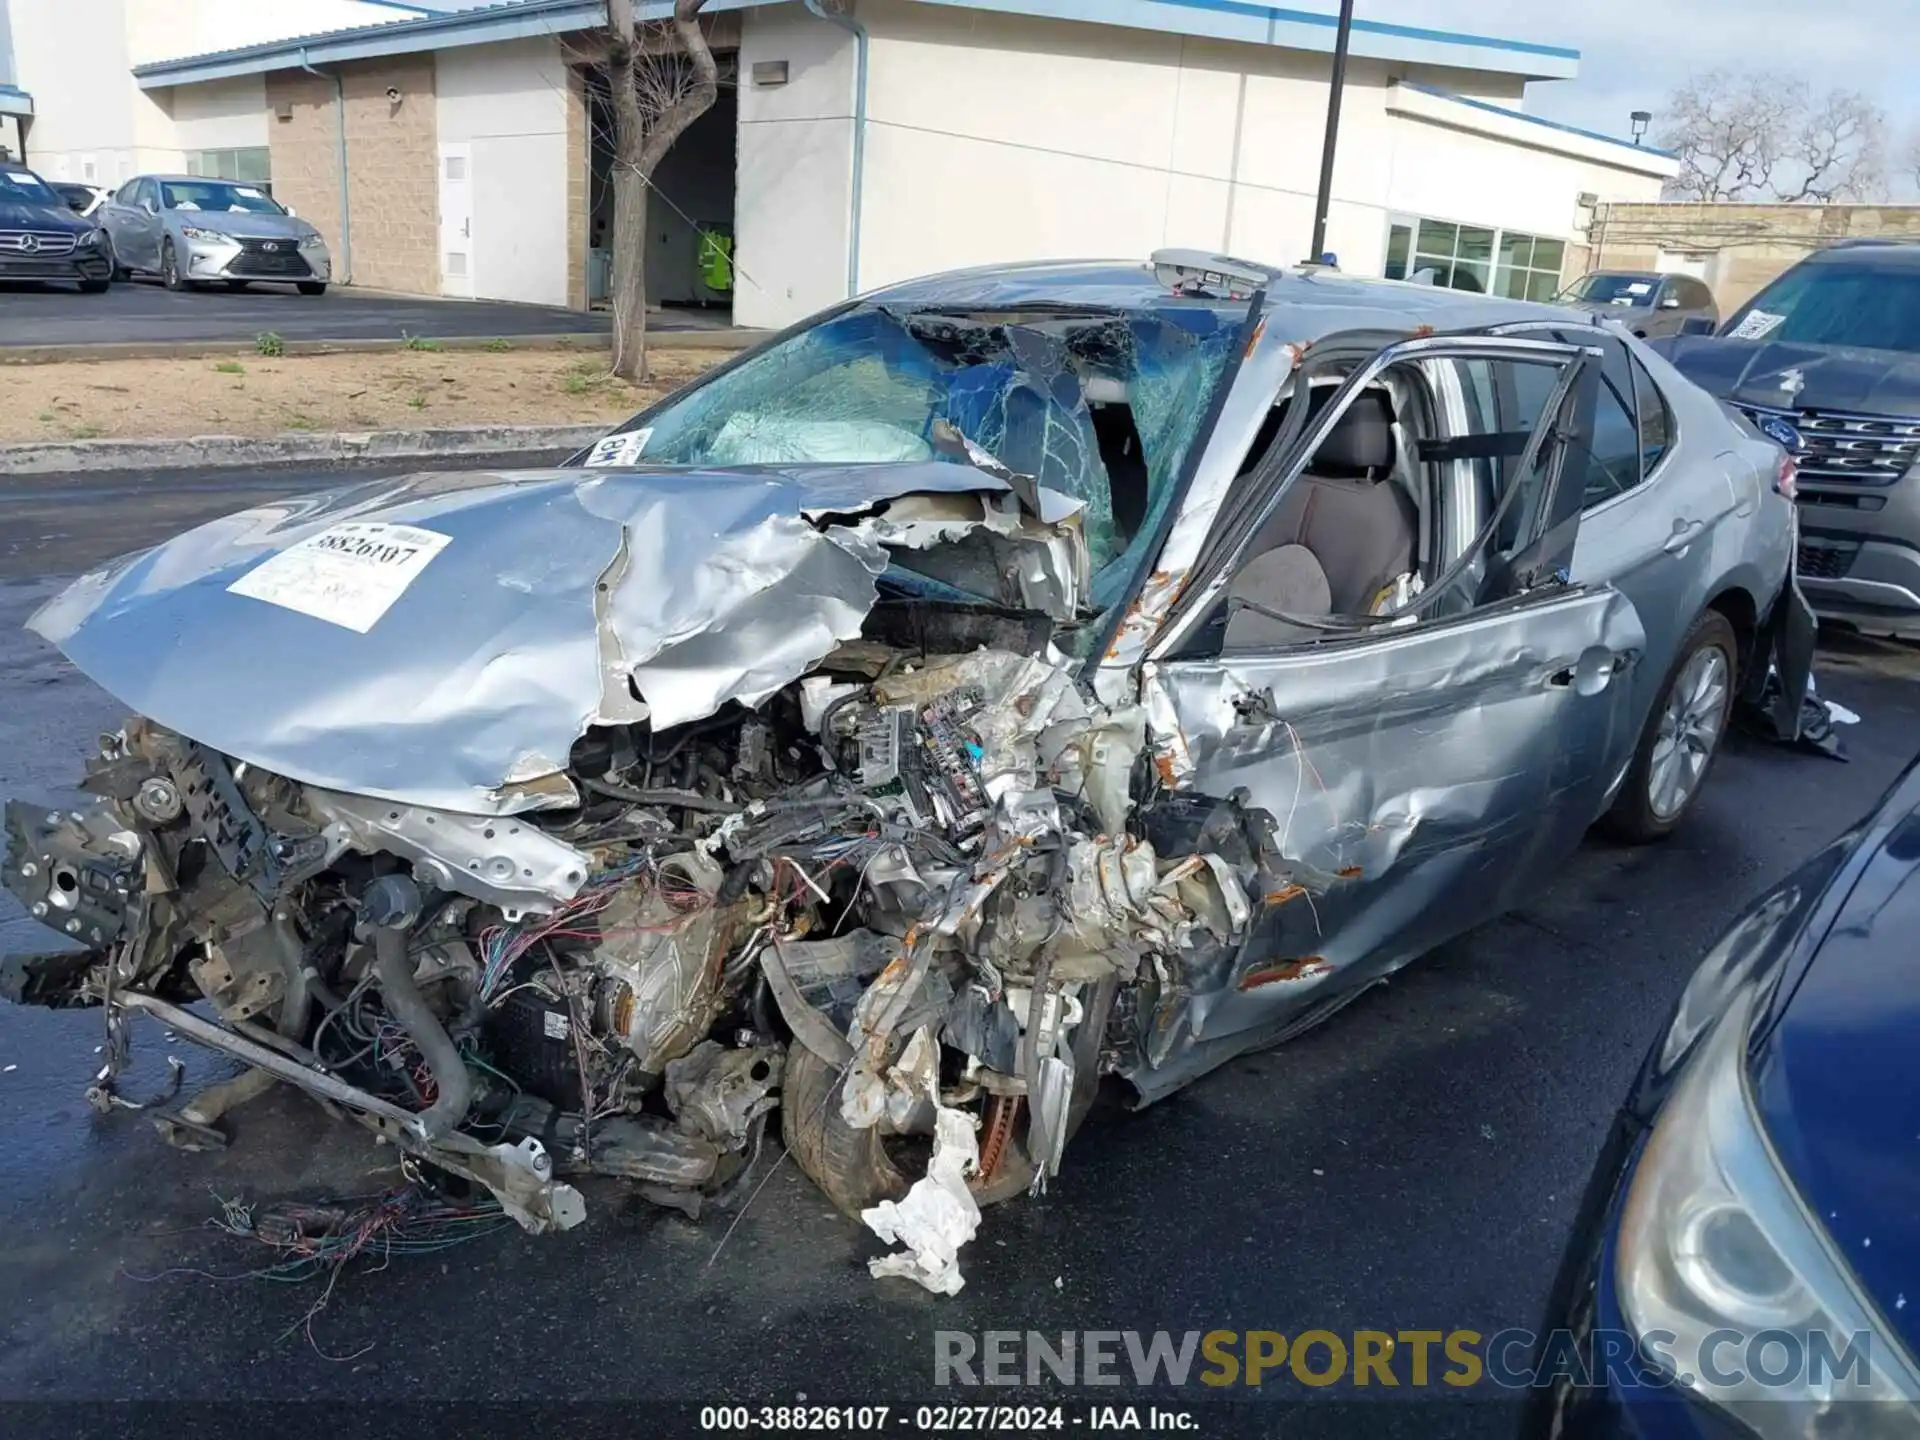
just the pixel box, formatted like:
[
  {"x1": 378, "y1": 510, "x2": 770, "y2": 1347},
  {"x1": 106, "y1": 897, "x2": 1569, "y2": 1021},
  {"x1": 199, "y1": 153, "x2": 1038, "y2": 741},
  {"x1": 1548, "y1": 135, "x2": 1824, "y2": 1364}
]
[
  {"x1": 1222, "y1": 544, "x2": 1334, "y2": 649},
  {"x1": 1244, "y1": 390, "x2": 1417, "y2": 616}
]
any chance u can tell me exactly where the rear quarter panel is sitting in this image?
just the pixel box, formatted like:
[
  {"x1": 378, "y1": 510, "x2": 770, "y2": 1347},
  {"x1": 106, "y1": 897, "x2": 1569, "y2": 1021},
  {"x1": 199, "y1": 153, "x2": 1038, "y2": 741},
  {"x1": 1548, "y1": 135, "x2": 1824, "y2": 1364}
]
[{"x1": 1565, "y1": 338, "x2": 1790, "y2": 765}]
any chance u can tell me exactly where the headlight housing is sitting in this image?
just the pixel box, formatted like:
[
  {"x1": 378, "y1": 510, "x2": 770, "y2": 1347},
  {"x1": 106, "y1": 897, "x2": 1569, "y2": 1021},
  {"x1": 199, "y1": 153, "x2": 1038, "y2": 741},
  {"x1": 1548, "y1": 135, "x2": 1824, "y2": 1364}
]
[
  {"x1": 1617, "y1": 989, "x2": 1920, "y2": 1433},
  {"x1": 177, "y1": 224, "x2": 230, "y2": 243},
  {"x1": 298, "y1": 232, "x2": 327, "y2": 250},
  {"x1": 74, "y1": 228, "x2": 102, "y2": 248}
]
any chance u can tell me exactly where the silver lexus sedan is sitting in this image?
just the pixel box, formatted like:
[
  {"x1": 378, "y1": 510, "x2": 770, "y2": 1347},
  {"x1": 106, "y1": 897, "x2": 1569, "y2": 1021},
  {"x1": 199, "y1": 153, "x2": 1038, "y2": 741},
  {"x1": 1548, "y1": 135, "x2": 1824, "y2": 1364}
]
[
  {"x1": 2, "y1": 252, "x2": 1809, "y2": 1280},
  {"x1": 98, "y1": 174, "x2": 330, "y2": 294}
]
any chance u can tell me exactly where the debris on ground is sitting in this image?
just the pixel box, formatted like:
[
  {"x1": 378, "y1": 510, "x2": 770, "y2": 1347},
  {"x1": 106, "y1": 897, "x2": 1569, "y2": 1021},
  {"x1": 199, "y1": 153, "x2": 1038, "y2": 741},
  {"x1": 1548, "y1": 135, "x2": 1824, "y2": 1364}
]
[{"x1": 128, "y1": 1175, "x2": 512, "y2": 1358}]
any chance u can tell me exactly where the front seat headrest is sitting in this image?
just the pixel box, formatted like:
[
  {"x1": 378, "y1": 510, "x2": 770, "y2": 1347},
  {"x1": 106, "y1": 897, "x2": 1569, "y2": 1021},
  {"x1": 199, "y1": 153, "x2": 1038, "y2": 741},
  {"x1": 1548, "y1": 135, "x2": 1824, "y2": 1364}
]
[{"x1": 1309, "y1": 390, "x2": 1395, "y2": 478}]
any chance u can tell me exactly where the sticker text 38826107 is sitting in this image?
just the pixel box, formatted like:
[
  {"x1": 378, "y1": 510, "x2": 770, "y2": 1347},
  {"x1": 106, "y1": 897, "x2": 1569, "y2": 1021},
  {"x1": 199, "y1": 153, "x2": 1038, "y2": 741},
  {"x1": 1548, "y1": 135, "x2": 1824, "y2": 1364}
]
[{"x1": 226, "y1": 521, "x2": 453, "y2": 634}]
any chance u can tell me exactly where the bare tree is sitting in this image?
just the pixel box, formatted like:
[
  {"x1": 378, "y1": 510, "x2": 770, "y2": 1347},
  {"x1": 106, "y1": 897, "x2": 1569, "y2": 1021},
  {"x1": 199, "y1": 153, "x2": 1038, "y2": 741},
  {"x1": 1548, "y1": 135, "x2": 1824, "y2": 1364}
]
[
  {"x1": 581, "y1": 0, "x2": 719, "y2": 382},
  {"x1": 1902, "y1": 130, "x2": 1920, "y2": 196},
  {"x1": 1660, "y1": 70, "x2": 1887, "y2": 204}
]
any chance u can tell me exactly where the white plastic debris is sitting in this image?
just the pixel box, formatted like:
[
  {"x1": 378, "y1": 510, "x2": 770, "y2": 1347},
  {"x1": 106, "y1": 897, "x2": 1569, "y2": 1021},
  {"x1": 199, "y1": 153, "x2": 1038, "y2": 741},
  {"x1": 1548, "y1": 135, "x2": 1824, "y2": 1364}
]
[
  {"x1": 1826, "y1": 700, "x2": 1861, "y2": 726},
  {"x1": 862, "y1": 1105, "x2": 983, "y2": 1296}
]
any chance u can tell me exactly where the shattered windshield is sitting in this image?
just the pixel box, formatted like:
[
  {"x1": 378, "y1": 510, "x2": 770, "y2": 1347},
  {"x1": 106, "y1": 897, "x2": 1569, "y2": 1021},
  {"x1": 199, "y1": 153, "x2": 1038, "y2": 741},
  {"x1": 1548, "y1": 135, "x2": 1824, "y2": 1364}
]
[{"x1": 596, "y1": 302, "x2": 1243, "y2": 571}]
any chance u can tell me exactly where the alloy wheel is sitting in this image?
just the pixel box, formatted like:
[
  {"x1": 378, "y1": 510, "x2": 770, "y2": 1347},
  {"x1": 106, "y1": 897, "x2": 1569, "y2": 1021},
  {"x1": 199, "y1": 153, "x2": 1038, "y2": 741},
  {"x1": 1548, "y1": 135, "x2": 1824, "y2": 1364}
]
[{"x1": 1647, "y1": 644, "x2": 1730, "y2": 822}]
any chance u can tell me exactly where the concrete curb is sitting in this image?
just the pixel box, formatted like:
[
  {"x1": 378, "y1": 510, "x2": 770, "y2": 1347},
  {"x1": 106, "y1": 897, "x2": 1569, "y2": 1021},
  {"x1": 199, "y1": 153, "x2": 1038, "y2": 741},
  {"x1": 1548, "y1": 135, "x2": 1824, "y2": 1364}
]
[
  {"x1": 0, "y1": 328, "x2": 758, "y2": 365},
  {"x1": 0, "y1": 423, "x2": 610, "y2": 477}
]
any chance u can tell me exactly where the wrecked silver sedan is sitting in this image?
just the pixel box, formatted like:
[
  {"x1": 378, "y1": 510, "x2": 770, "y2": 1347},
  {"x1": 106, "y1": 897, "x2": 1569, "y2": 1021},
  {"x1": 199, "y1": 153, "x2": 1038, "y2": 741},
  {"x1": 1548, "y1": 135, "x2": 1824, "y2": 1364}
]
[{"x1": 2, "y1": 252, "x2": 1808, "y2": 1292}]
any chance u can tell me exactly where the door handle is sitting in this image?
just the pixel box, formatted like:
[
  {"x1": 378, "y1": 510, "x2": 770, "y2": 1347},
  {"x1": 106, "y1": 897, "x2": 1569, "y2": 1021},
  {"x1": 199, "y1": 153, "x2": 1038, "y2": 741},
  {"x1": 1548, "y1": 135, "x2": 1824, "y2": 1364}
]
[{"x1": 1663, "y1": 517, "x2": 1705, "y2": 556}]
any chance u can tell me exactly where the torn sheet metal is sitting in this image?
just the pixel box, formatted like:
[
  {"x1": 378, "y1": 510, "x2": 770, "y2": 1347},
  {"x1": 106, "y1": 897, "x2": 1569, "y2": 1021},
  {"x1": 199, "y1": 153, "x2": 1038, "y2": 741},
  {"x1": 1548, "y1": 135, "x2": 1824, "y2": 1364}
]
[
  {"x1": 664, "y1": 1040, "x2": 785, "y2": 1148},
  {"x1": 872, "y1": 651, "x2": 1140, "y2": 833},
  {"x1": 28, "y1": 463, "x2": 1079, "y2": 817},
  {"x1": 1122, "y1": 585, "x2": 1647, "y2": 1104},
  {"x1": 863, "y1": 1103, "x2": 983, "y2": 1296},
  {"x1": 308, "y1": 787, "x2": 593, "y2": 916}
]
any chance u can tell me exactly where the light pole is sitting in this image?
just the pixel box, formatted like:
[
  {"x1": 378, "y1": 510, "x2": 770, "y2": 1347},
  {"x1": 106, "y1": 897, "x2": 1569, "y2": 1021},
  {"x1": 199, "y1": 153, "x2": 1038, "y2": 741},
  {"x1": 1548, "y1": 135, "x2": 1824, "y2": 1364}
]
[
  {"x1": 1630, "y1": 110, "x2": 1652, "y2": 146},
  {"x1": 1307, "y1": 0, "x2": 1357, "y2": 265}
]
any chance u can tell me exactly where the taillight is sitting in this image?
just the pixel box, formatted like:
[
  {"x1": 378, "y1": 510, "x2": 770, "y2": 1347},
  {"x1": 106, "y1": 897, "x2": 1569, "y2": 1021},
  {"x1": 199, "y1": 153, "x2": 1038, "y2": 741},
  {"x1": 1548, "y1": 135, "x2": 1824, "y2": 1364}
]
[{"x1": 1775, "y1": 452, "x2": 1798, "y2": 500}]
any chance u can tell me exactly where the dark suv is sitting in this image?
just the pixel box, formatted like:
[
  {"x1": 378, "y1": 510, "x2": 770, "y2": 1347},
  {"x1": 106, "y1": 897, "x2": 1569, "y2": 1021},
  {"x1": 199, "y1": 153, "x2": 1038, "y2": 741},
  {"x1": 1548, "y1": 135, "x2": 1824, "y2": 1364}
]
[
  {"x1": 0, "y1": 165, "x2": 112, "y2": 292},
  {"x1": 1655, "y1": 241, "x2": 1920, "y2": 639}
]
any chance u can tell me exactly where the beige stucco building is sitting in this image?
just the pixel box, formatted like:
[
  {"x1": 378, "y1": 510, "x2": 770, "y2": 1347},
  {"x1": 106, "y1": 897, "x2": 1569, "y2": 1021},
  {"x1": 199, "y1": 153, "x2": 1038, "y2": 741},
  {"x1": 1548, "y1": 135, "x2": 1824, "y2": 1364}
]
[
  {"x1": 2, "y1": 0, "x2": 1679, "y2": 327},
  {"x1": 1568, "y1": 201, "x2": 1920, "y2": 315}
]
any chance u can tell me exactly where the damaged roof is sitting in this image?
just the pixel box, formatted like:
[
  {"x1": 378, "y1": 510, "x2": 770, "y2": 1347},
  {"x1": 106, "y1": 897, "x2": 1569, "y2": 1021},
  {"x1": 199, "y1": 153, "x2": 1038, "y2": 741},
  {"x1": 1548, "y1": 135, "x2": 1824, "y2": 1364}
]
[{"x1": 868, "y1": 259, "x2": 1583, "y2": 342}]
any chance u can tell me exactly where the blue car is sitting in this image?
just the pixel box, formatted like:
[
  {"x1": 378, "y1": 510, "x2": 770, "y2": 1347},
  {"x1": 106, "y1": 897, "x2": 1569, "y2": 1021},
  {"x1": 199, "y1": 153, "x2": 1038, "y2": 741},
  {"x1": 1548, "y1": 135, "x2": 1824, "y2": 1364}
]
[{"x1": 1529, "y1": 755, "x2": 1920, "y2": 1435}]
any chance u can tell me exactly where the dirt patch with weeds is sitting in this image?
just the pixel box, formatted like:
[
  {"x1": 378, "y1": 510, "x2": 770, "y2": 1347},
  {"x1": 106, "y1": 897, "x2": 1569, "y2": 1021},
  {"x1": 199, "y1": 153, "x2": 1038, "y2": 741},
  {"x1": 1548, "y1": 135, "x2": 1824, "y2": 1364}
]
[{"x1": 0, "y1": 347, "x2": 719, "y2": 443}]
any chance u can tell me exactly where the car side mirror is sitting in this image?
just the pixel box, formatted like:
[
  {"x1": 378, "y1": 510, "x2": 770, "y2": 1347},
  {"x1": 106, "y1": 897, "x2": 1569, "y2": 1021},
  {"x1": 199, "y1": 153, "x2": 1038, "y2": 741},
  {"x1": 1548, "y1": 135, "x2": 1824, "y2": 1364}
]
[{"x1": 285, "y1": 205, "x2": 297, "y2": 218}]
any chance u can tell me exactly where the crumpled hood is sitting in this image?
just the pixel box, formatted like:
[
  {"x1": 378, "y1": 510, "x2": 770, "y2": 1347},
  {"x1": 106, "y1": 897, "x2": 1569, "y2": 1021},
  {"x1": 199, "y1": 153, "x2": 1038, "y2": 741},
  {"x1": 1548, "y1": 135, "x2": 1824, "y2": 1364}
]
[
  {"x1": 30, "y1": 462, "x2": 1083, "y2": 815},
  {"x1": 1653, "y1": 336, "x2": 1920, "y2": 418}
]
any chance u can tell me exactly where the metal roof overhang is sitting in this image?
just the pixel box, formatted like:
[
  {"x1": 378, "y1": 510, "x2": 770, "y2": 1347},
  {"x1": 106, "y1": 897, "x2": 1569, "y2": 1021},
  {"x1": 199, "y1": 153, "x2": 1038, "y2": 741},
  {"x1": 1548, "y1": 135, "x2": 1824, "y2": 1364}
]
[
  {"x1": 131, "y1": 0, "x2": 620, "y2": 88},
  {"x1": 133, "y1": 0, "x2": 1577, "y2": 90}
]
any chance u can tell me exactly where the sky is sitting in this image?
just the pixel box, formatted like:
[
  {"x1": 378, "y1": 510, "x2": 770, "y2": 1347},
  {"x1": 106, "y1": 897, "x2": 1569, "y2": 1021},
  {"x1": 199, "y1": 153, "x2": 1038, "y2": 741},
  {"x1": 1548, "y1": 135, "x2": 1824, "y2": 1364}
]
[{"x1": 1356, "y1": 0, "x2": 1919, "y2": 151}]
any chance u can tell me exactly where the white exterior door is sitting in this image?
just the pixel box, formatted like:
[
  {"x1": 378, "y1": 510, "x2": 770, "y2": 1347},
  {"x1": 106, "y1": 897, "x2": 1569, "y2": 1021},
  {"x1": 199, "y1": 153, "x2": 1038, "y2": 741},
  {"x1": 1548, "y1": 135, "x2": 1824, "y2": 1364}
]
[{"x1": 438, "y1": 143, "x2": 474, "y2": 298}]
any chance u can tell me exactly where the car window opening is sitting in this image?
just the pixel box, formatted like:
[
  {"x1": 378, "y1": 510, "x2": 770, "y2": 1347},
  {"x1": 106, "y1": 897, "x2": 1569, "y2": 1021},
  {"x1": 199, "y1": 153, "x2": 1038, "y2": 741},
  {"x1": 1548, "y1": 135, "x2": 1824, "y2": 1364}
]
[
  {"x1": 1214, "y1": 353, "x2": 1572, "y2": 652},
  {"x1": 586, "y1": 302, "x2": 1242, "y2": 584}
]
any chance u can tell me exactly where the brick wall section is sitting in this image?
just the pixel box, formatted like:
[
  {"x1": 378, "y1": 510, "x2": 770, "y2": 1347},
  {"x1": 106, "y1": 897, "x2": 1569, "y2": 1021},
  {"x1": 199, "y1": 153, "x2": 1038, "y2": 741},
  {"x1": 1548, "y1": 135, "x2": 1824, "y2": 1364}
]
[
  {"x1": 266, "y1": 56, "x2": 439, "y2": 296},
  {"x1": 566, "y1": 65, "x2": 587, "y2": 311},
  {"x1": 265, "y1": 69, "x2": 343, "y2": 260},
  {"x1": 1564, "y1": 203, "x2": 1920, "y2": 313}
]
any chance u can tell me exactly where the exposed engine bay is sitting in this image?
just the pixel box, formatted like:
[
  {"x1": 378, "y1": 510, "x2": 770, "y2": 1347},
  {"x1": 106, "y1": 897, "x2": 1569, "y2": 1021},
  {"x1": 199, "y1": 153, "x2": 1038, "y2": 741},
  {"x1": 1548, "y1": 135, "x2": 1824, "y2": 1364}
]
[{"x1": 4, "y1": 599, "x2": 1259, "y2": 1293}]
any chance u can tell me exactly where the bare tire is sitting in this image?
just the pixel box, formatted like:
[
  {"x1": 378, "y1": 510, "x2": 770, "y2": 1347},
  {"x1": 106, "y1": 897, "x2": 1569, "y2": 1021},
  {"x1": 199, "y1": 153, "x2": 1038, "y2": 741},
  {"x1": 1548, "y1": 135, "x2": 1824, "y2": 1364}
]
[
  {"x1": 782, "y1": 1041, "x2": 907, "y2": 1219},
  {"x1": 1601, "y1": 610, "x2": 1738, "y2": 844}
]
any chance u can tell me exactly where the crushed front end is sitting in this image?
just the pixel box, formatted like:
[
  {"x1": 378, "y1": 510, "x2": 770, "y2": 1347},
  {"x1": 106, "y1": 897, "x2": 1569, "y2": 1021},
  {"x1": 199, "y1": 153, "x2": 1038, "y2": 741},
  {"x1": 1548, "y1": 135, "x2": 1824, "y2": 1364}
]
[{"x1": 3, "y1": 461, "x2": 1258, "y2": 1292}]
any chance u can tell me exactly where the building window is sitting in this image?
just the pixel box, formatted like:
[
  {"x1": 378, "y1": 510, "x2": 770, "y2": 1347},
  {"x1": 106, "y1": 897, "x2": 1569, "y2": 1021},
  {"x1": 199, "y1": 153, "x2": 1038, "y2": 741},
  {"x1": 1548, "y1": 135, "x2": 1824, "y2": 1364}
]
[
  {"x1": 184, "y1": 147, "x2": 272, "y2": 186},
  {"x1": 1494, "y1": 232, "x2": 1567, "y2": 302},
  {"x1": 1383, "y1": 215, "x2": 1566, "y2": 300}
]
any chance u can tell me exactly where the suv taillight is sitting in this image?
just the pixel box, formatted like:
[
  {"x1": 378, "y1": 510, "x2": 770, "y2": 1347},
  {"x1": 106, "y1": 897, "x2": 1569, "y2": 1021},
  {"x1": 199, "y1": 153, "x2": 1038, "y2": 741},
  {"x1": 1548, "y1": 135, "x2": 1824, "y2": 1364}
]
[{"x1": 1776, "y1": 452, "x2": 1799, "y2": 500}]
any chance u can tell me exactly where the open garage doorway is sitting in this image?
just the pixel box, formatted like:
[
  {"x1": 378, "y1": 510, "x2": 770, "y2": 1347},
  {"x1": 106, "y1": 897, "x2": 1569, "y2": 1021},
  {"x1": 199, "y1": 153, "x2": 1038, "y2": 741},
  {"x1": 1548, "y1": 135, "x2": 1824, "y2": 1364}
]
[{"x1": 583, "y1": 53, "x2": 737, "y2": 326}]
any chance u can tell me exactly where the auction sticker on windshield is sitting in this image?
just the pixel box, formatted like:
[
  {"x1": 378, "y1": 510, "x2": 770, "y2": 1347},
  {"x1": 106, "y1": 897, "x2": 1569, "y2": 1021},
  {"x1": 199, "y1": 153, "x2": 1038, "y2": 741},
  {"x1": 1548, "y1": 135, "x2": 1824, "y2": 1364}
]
[
  {"x1": 584, "y1": 427, "x2": 652, "y2": 467},
  {"x1": 227, "y1": 521, "x2": 452, "y2": 633}
]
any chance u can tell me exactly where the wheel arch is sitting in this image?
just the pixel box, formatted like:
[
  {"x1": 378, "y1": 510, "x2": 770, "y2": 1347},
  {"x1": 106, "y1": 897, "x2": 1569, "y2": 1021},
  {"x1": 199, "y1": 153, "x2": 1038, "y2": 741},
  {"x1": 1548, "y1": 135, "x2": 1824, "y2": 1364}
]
[{"x1": 1706, "y1": 584, "x2": 1760, "y2": 684}]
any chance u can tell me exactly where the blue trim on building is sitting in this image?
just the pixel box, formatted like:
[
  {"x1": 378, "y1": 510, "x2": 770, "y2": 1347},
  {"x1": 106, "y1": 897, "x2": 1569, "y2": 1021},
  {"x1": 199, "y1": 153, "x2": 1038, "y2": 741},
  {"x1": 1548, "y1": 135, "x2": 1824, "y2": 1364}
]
[
  {"x1": 135, "y1": 0, "x2": 1581, "y2": 89},
  {"x1": 132, "y1": 0, "x2": 618, "y2": 86},
  {"x1": 348, "y1": 0, "x2": 435, "y2": 13},
  {"x1": 1396, "y1": 82, "x2": 1676, "y2": 160},
  {"x1": 909, "y1": 0, "x2": 1578, "y2": 78},
  {"x1": 1145, "y1": 0, "x2": 1577, "y2": 60}
]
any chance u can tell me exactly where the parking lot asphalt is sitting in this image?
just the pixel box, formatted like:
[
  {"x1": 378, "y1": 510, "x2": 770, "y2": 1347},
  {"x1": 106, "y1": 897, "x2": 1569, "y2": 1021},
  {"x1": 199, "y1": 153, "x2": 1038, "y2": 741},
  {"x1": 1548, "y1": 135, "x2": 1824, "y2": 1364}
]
[
  {"x1": 0, "y1": 278, "x2": 729, "y2": 347},
  {"x1": 2, "y1": 464, "x2": 1917, "y2": 1433}
]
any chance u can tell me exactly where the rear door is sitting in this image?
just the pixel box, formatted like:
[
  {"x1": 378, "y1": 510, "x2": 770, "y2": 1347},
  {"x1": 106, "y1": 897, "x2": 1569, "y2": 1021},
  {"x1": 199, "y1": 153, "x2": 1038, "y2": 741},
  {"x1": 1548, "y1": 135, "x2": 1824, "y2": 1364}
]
[
  {"x1": 1135, "y1": 334, "x2": 1644, "y2": 1062},
  {"x1": 1490, "y1": 322, "x2": 1737, "y2": 722}
]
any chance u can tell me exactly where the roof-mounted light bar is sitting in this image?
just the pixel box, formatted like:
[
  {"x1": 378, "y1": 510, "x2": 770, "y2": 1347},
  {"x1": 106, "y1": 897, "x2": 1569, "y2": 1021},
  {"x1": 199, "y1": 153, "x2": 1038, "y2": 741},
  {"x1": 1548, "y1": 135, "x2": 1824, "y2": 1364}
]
[{"x1": 1149, "y1": 248, "x2": 1278, "y2": 300}]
